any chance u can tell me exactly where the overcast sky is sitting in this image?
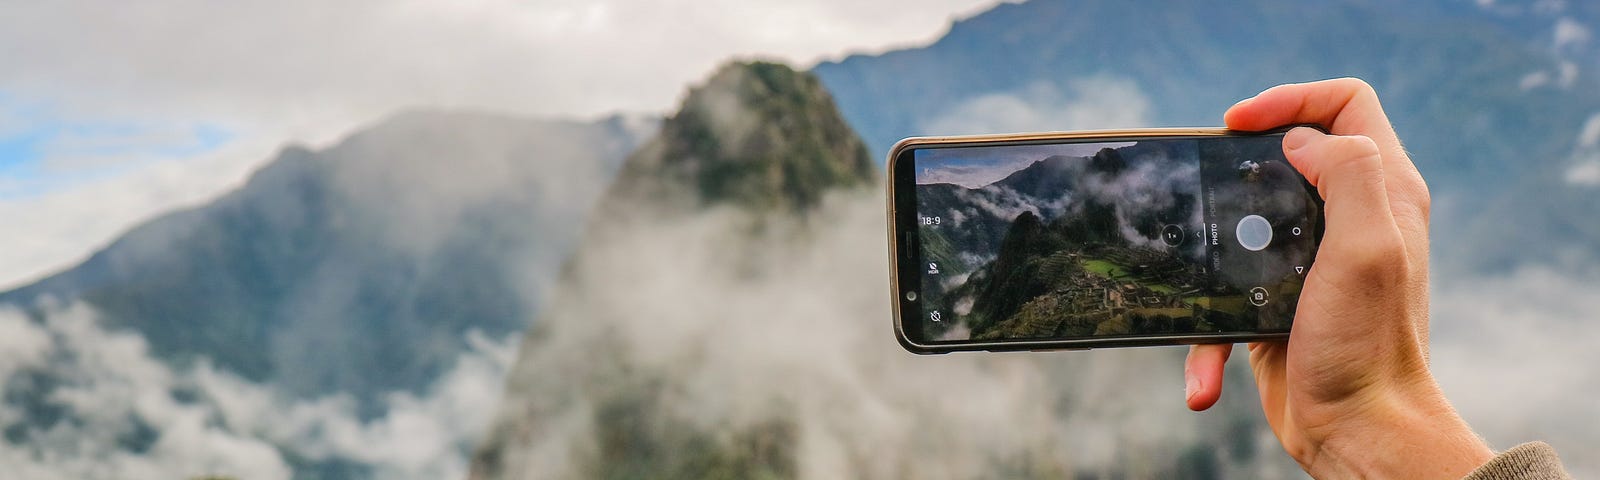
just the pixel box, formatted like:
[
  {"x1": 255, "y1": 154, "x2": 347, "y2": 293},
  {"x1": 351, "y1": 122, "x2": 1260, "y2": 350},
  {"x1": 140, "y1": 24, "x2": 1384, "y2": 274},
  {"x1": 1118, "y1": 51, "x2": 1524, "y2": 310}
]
[{"x1": 0, "y1": 0, "x2": 1007, "y2": 289}]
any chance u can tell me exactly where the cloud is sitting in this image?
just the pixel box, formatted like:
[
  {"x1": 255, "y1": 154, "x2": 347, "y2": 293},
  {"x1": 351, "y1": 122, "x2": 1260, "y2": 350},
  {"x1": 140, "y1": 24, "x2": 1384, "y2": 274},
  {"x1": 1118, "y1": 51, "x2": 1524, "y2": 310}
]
[
  {"x1": 1566, "y1": 159, "x2": 1600, "y2": 185},
  {"x1": 0, "y1": 303, "x2": 292, "y2": 480},
  {"x1": 1518, "y1": 62, "x2": 1579, "y2": 91},
  {"x1": 1577, "y1": 112, "x2": 1600, "y2": 148},
  {"x1": 478, "y1": 179, "x2": 1600, "y2": 478},
  {"x1": 1473, "y1": 0, "x2": 1569, "y2": 16},
  {"x1": 0, "y1": 0, "x2": 1003, "y2": 125},
  {"x1": 919, "y1": 76, "x2": 1152, "y2": 135},
  {"x1": 1563, "y1": 112, "x2": 1600, "y2": 186},
  {"x1": 0, "y1": 138, "x2": 272, "y2": 289},
  {"x1": 31, "y1": 124, "x2": 231, "y2": 174},
  {"x1": 0, "y1": 302, "x2": 519, "y2": 479},
  {"x1": 0, "y1": 313, "x2": 51, "y2": 398},
  {"x1": 1557, "y1": 61, "x2": 1580, "y2": 87},
  {"x1": 1431, "y1": 267, "x2": 1600, "y2": 477},
  {"x1": 219, "y1": 328, "x2": 519, "y2": 479},
  {"x1": 1554, "y1": 17, "x2": 1591, "y2": 50},
  {"x1": 954, "y1": 182, "x2": 1068, "y2": 222},
  {"x1": 0, "y1": 0, "x2": 1005, "y2": 290},
  {"x1": 477, "y1": 190, "x2": 1302, "y2": 478},
  {"x1": 1520, "y1": 70, "x2": 1551, "y2": 90}
]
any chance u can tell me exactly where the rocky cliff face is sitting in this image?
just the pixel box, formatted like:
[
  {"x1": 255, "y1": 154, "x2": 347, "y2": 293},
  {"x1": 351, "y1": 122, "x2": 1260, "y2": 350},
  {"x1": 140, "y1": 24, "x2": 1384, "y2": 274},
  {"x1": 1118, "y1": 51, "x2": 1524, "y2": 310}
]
[{"x1": 598, "y1": 61, "x2": 874, "y2": 217}]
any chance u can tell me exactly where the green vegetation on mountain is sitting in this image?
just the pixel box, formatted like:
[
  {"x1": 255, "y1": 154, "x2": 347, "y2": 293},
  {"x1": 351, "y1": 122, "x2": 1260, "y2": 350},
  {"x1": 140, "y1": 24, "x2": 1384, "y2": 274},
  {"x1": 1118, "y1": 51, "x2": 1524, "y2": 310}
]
[
  {"x1": 605, "y1": 61, "x2": 874, "y2": 214},
  {"x1": 958, "y1": 208, "x2": 1238, "y2": 340}
]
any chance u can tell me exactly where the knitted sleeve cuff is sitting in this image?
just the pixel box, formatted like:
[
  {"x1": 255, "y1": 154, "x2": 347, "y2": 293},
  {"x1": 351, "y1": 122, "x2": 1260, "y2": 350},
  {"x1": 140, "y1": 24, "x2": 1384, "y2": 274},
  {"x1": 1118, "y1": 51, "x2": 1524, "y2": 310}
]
[{"x1": 1461, "y1": 442, "x2": 1572, "y2": 480}]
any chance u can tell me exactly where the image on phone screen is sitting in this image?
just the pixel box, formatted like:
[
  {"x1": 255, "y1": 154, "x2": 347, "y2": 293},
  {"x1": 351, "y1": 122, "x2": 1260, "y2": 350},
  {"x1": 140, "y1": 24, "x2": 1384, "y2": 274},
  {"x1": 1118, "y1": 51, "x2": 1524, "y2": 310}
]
[{"x1": 906, "y1": 134, "x2": 1320, "y2": 344}]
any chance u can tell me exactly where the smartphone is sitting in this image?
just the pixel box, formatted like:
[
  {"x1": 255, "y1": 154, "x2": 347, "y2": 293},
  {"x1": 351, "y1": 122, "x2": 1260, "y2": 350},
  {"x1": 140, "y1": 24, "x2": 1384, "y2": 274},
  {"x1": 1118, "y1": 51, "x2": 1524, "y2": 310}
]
[{"x1": 888, "y1": 127, "x2": 1323, "y2": 353}]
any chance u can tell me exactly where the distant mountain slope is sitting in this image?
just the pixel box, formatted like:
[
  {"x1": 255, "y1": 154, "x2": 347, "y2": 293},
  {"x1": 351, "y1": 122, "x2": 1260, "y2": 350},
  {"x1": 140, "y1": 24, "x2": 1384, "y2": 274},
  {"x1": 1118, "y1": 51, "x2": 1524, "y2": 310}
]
[
  {"x1": 812, "y1": 0, "x2": 1600, "y2": 272},
  {"x1": 0, "y1": 111, "x2": 654, "y2": 407}
]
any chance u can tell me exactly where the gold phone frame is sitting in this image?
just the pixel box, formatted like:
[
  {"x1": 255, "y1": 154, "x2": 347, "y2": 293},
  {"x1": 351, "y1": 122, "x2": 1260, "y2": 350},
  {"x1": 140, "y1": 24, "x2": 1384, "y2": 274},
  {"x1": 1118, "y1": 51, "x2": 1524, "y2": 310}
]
[{"x1": 886, "y1": 127, "x2": 1310, "y2": 354}]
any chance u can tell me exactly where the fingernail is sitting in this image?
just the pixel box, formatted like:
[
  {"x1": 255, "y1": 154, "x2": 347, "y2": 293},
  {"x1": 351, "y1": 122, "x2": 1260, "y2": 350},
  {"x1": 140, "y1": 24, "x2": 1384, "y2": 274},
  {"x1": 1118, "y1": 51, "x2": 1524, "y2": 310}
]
[
  {"x1": 1283, "y1": 126, "x2": 1317, "y2": 152},
  {"x1": 1185, "y1": 373, "x2": 1200, "y2": 402},
  {"x1": 1231, "y1": 94, "x2": 1258, "y2": 108}
]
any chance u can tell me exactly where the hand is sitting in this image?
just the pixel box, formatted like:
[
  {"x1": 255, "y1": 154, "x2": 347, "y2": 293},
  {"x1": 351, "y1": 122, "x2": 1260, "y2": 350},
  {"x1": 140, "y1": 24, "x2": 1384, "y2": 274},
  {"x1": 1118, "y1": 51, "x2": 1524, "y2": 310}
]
[{"x1": 1182, "y1": 78, "x2": 1493, "y2": 479}]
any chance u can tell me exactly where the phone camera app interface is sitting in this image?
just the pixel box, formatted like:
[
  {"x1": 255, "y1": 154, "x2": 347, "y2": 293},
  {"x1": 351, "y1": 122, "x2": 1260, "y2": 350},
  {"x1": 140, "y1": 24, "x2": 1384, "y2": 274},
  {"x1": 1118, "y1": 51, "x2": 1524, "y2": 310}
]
[{"x1": 911, "y1": 136, "x2": 1319, "y2": 343}]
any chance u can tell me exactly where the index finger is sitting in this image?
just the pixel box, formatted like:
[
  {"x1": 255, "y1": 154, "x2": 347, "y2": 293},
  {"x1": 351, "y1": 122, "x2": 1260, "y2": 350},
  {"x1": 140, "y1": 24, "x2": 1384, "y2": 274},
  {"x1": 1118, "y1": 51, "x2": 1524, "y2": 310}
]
[
  {"x1": 1223, "y1": 78, "x2": 1402, "y2": 159},
  {"x1": 1224, "y1": 78, "x2": 1429, "y2": 244}
]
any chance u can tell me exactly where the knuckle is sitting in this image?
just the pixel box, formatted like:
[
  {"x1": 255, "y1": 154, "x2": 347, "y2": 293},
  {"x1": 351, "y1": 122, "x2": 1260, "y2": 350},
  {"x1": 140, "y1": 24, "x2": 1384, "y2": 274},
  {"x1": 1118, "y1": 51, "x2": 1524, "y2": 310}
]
[
  {"x1": 1413, "y1": 179, "x2": 1433, "y2": 213},
  {"x1": 1392, "y1": 147, "x2": 1432, "y2": 221},
  {"x1": 1332, "y1": 77, "x2": 1379, "y2": 100},
  {"x1": 1338, "y1": 134, "x2": 1382, "y2": 155},
  {"x1": 1336, "y1": 230, "x2": 1410, "y2": 286},
  {"x1": 1321, "y1": 135, "x2": 1384, "y2": 172}
]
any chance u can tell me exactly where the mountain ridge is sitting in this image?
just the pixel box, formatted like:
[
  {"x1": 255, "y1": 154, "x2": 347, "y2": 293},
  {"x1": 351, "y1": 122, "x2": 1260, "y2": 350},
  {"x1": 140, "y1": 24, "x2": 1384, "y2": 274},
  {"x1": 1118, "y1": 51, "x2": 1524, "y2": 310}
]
[{"x1": 0, "y1": 109, "x2": 654, "y2": 406}]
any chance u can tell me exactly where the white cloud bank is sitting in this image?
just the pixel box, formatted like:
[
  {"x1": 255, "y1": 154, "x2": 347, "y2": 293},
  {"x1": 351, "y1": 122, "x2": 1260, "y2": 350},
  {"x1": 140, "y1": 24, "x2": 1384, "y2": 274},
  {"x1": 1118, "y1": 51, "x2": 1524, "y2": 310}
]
[
  {"x1": 2, "y1": 200, "x2": 1596, "y2": 478},
  {"x1": 0, "y1": 303, "x2": 518, "y2": 480},
  {"x1": 1432, "y1": 267, "x2": 1600, "y2": 477},
  {"x1": 479, "y1": 190, "x2": 1301, "y2": 479},
  {"x1": 482, "y1": 187, "x2": 1600, "y2": 478}
]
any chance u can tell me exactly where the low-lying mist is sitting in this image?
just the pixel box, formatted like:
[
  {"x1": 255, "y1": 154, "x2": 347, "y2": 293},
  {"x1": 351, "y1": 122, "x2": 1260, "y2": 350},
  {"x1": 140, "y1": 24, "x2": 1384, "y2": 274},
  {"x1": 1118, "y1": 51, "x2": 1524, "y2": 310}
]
[
  {"x1": 2, "y1": 189, "x2": 1591, "y2": 479},
  {"x1": 476, "y1": 188, "x2": 1303, "y2": 479},
  {"x1": 480, "y1": 185, "x2": 1600, "y2": 479},
  {"x1": 0, "y1": 301, "x2": 517, "y2": 480}
]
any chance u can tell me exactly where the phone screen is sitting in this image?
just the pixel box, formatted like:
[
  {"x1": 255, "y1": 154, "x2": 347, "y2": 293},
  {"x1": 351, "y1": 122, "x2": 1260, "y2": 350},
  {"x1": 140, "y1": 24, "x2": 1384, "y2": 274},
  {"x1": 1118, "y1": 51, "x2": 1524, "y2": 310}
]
[{"x1": 898, "y1": 133, "x2": 1321, "y2": 346}]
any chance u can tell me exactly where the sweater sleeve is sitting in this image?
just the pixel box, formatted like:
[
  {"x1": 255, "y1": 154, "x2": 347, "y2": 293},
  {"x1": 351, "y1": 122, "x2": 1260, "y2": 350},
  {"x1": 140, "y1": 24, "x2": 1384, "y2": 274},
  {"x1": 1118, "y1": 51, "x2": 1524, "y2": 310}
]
[{"x1": 1461, "y1": 442, "x2": 1572, "y2": 480}]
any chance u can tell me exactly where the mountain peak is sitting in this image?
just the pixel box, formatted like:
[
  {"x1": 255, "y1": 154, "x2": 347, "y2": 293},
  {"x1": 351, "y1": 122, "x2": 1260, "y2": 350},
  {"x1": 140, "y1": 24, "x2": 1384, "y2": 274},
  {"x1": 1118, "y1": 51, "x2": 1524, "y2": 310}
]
[{"x1": 603, "y1": 61, "x2": 875, "y2": 214}]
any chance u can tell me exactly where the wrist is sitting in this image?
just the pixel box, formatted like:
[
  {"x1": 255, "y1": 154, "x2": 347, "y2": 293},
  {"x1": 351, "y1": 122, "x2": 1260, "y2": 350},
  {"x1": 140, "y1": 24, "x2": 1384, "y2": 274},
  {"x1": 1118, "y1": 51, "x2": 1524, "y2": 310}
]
[{"x1": 1305, "y1": 382, "x2": 1493, "y2": 479}]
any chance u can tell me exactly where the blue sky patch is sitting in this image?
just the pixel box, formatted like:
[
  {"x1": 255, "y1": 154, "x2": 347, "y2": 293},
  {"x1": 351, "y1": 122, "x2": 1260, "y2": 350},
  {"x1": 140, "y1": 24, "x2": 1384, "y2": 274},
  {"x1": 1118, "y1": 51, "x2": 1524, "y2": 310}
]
[{"x1": 0, "y1": 93, "x2": 233, "y2": 200}]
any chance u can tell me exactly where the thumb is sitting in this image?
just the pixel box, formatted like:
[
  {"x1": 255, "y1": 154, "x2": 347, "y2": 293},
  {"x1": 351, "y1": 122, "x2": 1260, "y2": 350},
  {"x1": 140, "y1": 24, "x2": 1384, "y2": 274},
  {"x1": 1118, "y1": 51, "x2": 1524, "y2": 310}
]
[{"x1": 1282, "y1": 127, "x2": 1398, "y2": 243}]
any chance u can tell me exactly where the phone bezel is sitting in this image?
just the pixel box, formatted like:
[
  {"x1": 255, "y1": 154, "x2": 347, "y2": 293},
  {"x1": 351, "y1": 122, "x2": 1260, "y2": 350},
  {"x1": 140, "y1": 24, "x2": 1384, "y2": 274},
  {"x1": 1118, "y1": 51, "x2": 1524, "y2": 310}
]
[{"x1": 887, "y1": 127, "x2": 1320, "y2": 354}]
